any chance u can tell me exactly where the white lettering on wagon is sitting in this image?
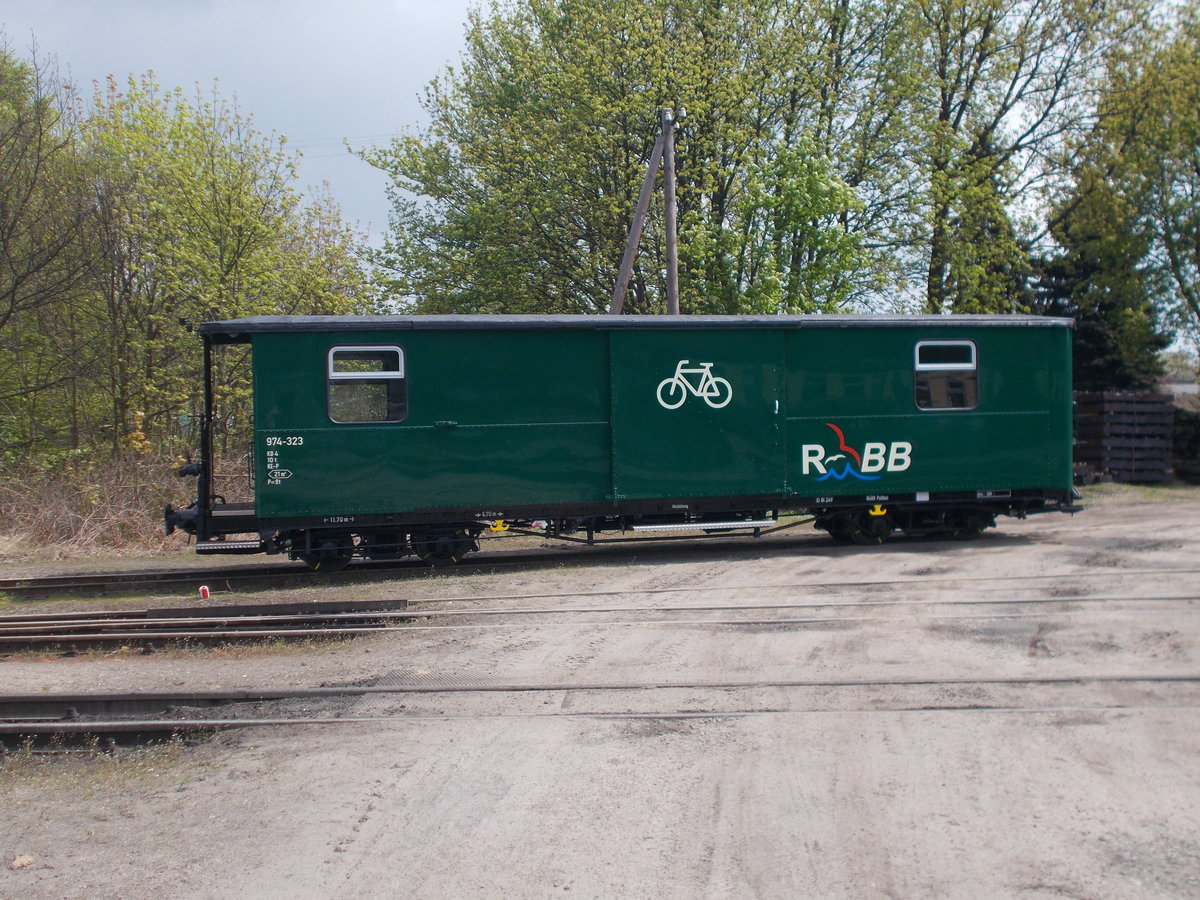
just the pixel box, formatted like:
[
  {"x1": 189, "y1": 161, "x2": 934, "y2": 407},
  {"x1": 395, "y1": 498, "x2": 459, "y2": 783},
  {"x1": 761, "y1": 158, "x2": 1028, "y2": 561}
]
[
  {"x1": 800, "y1": 423, "x2": 912, "y2": 482},
  {"x1": 263, "y1": 444, "x2": 297, "y2": 487}
]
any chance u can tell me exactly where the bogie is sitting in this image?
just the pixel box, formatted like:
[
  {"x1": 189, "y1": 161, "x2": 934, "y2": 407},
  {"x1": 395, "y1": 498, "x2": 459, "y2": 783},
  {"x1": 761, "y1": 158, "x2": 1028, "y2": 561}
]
[
  {"x1": 409, "y1": 528, "x2": 478, "y2": 566},
  {"x1": 297, "y1": 531, "x2": 356, "y2": 572}
]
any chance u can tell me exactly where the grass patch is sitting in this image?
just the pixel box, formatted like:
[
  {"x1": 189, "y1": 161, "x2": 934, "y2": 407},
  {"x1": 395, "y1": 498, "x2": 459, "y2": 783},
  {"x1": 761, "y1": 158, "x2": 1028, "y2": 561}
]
[
  {"x1": 0, "y1": 733, "x2": 201, "y2": 796},
  {"x1": 1078, "y1": 481, "x2": 1200, "y2": 508}
]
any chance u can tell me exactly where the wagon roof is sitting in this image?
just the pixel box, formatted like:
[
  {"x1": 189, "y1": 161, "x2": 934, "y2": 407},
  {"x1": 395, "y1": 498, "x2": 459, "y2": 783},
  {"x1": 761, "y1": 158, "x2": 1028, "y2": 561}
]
[{"x1": 200, "y1": 314, "x2": 1073, "y2": 341}]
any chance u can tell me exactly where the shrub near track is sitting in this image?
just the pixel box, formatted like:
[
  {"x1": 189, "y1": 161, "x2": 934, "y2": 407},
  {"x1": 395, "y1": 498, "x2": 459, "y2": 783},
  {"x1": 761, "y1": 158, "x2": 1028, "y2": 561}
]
[{"x1": 0, "y1": 453, "x2": 188, "y2": 560}]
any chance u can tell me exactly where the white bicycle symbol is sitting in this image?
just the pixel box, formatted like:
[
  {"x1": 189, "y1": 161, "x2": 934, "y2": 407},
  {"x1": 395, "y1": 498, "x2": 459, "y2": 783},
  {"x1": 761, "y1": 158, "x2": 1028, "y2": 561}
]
[{"x1": 657, "y1": 360, "x2": 733, "y2": 409}]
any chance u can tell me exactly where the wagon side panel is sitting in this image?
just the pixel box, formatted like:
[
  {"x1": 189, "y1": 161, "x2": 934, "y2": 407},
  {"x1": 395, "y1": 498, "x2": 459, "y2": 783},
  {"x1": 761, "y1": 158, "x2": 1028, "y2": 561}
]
[
  {"x1": 251, "y1": 328, "x2": 612, "y2": 518},
  {"x1": 783, "y1": 324, "x2": 1074, "y2": 498},
  {"x1": 608, "y1": 327, "x2": 786, "y2": 501}
]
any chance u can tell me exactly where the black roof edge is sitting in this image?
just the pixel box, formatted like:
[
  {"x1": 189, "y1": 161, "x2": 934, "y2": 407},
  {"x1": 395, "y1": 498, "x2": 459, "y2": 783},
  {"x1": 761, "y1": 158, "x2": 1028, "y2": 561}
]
[{"x1": 201, "y1": 313, "x2": 1074, "y2": 338}]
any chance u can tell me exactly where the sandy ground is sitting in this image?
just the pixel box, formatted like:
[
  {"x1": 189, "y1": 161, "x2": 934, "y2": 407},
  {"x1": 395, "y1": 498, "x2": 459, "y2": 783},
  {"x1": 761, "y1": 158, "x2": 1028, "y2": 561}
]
[{"x1": 2, "y1": 488, "x2": 1199, "y2": 898}]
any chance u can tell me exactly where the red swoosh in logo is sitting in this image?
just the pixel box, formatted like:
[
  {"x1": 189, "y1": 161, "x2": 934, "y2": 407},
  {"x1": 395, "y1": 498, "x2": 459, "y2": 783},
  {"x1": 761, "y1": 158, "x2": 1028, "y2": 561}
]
[{"x1": 824, "y1": 423, "x2": 861, "y2": 466}]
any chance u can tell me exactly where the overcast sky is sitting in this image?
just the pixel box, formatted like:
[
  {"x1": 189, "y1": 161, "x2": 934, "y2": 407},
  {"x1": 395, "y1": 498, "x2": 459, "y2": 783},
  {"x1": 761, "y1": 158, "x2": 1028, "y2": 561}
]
[{"x1": 0, "y1": 0, "x2": 484, "y2": 241}]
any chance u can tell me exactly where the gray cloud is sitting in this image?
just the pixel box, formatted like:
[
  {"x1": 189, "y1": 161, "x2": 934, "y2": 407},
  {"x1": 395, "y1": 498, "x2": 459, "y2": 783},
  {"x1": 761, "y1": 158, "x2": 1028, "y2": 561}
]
[{"x1": 1, "y1": 0, "x2": 481, "y2": 238}]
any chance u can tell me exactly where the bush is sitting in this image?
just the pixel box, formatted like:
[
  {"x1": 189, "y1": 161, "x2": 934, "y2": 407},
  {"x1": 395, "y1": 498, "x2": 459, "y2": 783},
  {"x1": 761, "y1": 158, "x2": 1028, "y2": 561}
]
[{"x1": 0, "y1": 451, "x2": 190, "y2": 558}]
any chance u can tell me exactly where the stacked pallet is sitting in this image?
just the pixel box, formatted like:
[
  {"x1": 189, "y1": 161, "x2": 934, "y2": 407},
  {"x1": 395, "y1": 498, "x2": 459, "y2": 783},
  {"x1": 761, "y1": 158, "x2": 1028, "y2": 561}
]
[
  {"x1": 1174, "y1": 405, "x2": 1200, "y2": 483},
  {"x1": 1074, "y1": 391, "x2": 1174, "y2": 483}
]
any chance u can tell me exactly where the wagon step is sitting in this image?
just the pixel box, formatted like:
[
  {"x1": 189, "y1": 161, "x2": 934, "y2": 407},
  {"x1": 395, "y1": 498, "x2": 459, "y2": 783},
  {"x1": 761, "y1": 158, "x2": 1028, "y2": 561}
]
[
  {"x1": 195, "y1": 540, "x2": 266, "y2": 554},
  {"x1": 631, "y1": 519, "x2": 776, "y2": 533}
]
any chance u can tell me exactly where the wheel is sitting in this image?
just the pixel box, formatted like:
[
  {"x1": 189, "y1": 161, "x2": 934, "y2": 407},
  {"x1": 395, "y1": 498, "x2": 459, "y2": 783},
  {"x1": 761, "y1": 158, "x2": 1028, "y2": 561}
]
[
  {"x1": 821, "y1": 515, "x2": 855, "y2": 544},
  {"x1": 657, "y1": 378, "x2": 686, "y2": 409},
  {"x1": 410, "y1": 529, "x2": 475, "y2": 565},
  {"x1": 705, "y1": 377, "x2": 733, "y2": 408},
  {"x1": 300, "y1": 534, "x2": 355, "y2": 572},
  {"x1": 947, "y1": 511, "x2": 992, "y2": 540},
  {"x1": 848, "y1": 511, "x2": 892, "y2": 545}
]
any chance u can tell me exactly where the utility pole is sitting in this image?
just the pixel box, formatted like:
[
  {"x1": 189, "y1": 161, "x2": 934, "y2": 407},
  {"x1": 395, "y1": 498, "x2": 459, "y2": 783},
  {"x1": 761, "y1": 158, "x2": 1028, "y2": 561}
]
[{"x1": 610, "y1": 108, "x2": 680, "y2": 315}]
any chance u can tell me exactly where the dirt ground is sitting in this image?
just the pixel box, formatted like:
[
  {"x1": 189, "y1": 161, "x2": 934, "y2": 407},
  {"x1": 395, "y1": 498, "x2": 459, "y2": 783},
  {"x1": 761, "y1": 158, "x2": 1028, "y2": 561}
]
[{"x1": 3, "y1": 485, "x2": 1199, "y2": 898}]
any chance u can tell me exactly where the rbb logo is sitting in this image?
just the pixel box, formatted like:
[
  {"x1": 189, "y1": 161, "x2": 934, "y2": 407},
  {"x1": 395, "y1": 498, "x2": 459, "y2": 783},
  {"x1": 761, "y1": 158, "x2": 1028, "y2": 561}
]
[
  {"x1": 802, "y1": 424, "x2": 913, "y2": 482},
  {"x1": 801, "y1": 442, "x2": 912, "y2": 475}
]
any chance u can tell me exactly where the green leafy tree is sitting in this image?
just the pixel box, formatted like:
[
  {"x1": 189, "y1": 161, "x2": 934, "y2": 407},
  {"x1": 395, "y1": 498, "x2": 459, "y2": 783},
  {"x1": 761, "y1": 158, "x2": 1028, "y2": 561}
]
[
  {"x1": 75, "y1": 75, "x2": 369, "y2": 453},
  {"x1": 0, "y1": 45, "x2": 93, "y2": 455},
  {"x1": 1036, "y1": 2, "x2": 1198, "y2": 364},
  {"x1": 911, "y1": 0, "x2": 1148, "y2": 313},
  {"x1": 365, "y1": 0, "x2": 873, "y2": 314},
  {"x1": 776, "y1": 0, "x2": 926, "y2": 308},
  {"x1": 1121, "y1": 8, "x2": 1200, "y2": 337},
  {"x1": 0, "y1": 45, "x2": 89, "y2": 333}
]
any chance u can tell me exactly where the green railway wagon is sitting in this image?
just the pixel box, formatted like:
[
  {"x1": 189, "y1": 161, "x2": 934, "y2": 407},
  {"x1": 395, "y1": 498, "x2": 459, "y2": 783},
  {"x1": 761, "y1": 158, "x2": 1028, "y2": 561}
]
[{"x1": 165, "y1": 314, "x2": 1078, "y2": 567}]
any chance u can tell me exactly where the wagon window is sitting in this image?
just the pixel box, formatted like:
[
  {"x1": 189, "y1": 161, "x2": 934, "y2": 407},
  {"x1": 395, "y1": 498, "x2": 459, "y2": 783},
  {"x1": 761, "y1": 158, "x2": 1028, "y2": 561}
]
[
  {"x1": 914, "y1": 341, "x2": 977, "y2": 410},
  {"x1": 327, "y1": 346, "x2": 408, "y2": 423}
]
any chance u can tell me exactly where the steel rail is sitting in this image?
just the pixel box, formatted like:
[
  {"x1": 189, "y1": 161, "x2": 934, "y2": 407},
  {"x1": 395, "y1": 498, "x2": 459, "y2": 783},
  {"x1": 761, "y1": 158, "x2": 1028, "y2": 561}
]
[
  {"x1": 6, "y1": 673, "x2": 1200, "y2": 718},
  {"x1": 403, "y1": 568, "x2": 1200, "y2": 606},
  {"x1": 11, "y1": 703, "x2": 1200, "y2": 744},
  {"x1": 0, "y1": 625, "x2": 403, "y2": 652},
  {"x1": 7, "y1": 593, "x2": 1197, "y2": 638},
  {"x1": 0, "y1": 533, "x2": 820, "y2": 599},
  {"x1": 6, "y1": 673, "x2": 1200, "y2": 747},
  {"x1": 5, "y1": 595, "x2": 1199, "y2": 654},
  {"x1": 0, "y1": 599, "x2": 412, "y2": 652},
  {"x1": 4, "y1": 556, "x2": 1196, "y2": 604},
  {"x1": 0, "y1": 549, "x2": 589, "y2": 599},
  {"x1": 0, "y1": 611, "x2": 416, "y2": 635},
  {"x1": 0, "y1": 598, "x2": 409, "y2": 625}
]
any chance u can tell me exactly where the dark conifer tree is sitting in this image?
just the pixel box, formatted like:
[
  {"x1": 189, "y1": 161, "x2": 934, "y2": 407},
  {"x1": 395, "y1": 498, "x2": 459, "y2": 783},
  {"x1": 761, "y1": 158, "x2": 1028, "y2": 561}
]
[{"x1": 1034, "y1": 172, "x2": 1168, "y2": 391}]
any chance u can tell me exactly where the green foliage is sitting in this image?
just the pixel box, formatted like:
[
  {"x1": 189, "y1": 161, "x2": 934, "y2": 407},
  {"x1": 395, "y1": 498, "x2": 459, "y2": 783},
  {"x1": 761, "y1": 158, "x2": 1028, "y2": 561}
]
[
  {"x1": 0, "y1": 47, "x2": 90, "y2": 334},
  {"x1": 365, "y1": 0, "x2": 879, "y2": 314},
  {"x1": 1115, "y1": 7, "x2": 1200, "y2": 338},
  {"x1": 367, "y1": 0, "x2": 1156, "y2": 318},
  {"x1": 1033, "y1": 1, "x2": 1198, "y2": 380},
  {"x1": 912, "y1": 0, "x2": 1145, "y2": 313},
  {"x1": 0, "y1": 51, "x2": 370, "y2": 463},
  {"x1": 1035, "y1": 171, "x2": 1168, "y2": 391},
  {"x1": 929, "y1": 156, "x2": 1033, "y2": 314}
]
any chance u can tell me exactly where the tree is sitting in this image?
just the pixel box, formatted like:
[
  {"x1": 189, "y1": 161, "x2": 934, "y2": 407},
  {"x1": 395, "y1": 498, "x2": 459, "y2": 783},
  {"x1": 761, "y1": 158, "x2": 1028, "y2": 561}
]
[
  {"x1": 1034, "y1": 170, "x2": 1167, "y2": 391},
  {"x1": 1036, "y1": 1, "x2": 1198, "y2": 364},
  {"x1": 0, "y1": 44, "x2": 94, "y2": 454},
  {"x1": 365, "y1": 0, "x2": 872, "y2": 315},
  {"x1": 911, "y1": 0, "x2": 1148, "y2": 313},
  {"x1": 1122, "y1": 8, "x2": 1200, "y2": 337},
  {"x1": 74, "y1": 75, "x2": 369, "y2": 454},
  {"x1": 777, "y1": 0, "x2": 926, "y2": 307},
  {"x1": 0, "y1": 44, "x2": 90, "y2": 334}
]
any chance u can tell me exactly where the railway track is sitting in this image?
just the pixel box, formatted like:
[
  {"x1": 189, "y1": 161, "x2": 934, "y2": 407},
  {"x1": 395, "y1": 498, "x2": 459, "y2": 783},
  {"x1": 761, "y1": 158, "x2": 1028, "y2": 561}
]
[
  {"x1": 5, "y1": 581, "x2": 1197, "y2": 654},
  {"x1": 0, "y1": 557, "x2": 471, "y2": 600},
  {"x1": 0, "y1": 598, "x2": 410, "y2": 653},
  {"x1": 5, "y1": 561, "x2": 1197, "y2": 746},
  {"x1": 0, "y1": 523, "x2": 1077, "y2": 600},
  {"x1": 4, "y1": 561, "x2": 1195, "y2": 652},
  {"x1": 0, "y1": 530, "x2": 722, "y2": 599},
  {"x1": 0, "y1": 528, "x2": 836, "y2": 600},
  {"x1": 0, "y1": 545, "x2": 699, "y2": 601},
  {"x1": 5, "y1": 673, "x2": 1199, "y2": 749}
]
